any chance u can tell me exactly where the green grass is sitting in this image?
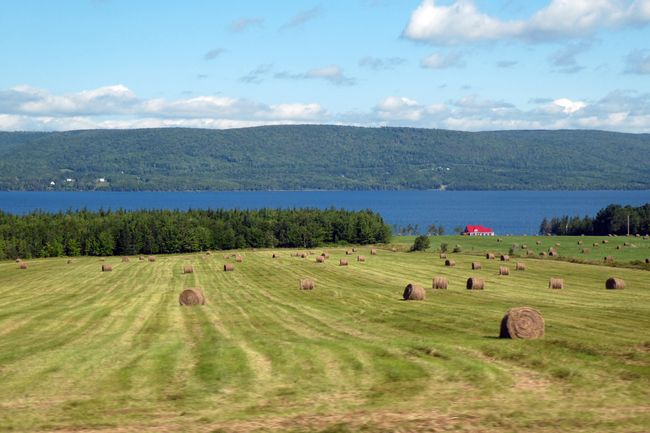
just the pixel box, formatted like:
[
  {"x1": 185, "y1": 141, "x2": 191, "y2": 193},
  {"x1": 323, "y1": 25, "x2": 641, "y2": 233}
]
[{"x1": 0, "y1": 239, "x2": 649, "y2": 432}]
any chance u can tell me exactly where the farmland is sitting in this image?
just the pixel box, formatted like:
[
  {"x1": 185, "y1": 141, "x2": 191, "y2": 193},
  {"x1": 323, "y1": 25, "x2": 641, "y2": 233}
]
[{"x1": 1, "y1": 236, "x2": 649, "y2": 432}]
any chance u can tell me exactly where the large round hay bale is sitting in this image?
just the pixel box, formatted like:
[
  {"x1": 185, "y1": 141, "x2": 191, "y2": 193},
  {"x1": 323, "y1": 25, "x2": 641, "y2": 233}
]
[
  {"x1": 439, "y1": 253, "x2": 447, "y2": 259},
  {"x1": 432, "y1": 276, "x2": 448, "y2": 289},
  {"x1": 602, "y1": 240, "x2": 608, "y2": 244},
  {"x1": 466, "y1": 277, "x2": 485, "y2": 290},
  {"x1": 624, "y1": 242, "x2": 631, "y2": 247},
  {"x1": 548, "y1": 278, "x2": 564, "y2": 289},
  {"x1": 179, "y1": 288, "x2": 205, "y2": 306},
  {"x1": 19, "y1": 262, "x2": 28, "y2": 269},
  {"x1": 486, "y1": 252, "x2": 495, "y2": 260},
  {"x1": 139, "y1": 255, "x2": 145, "y2": 261},
  {"x1": 521, "y1": 244, "x2": 528, "y2": 249},
  {"x1": 616, "y1": 245, "x2": 621, "y2": 250},
  {"x1": 183, "y1": 265, "x2": 194, "y2": 274},
  {"x1": 403, "y1": 283, "x2": 425, "y2": 300},
  {"x1": 351, "y1": 248, "x2": 357, "y2": 252},
  {"x1": 235, "y1": 255, "x2": 243, "y2": 263},
  {"x1": 536, "y1": 240, "x2": 542, "y2": 245},
  {"x1": 604, "y1": 255, "x2": 614, "y2": 262},
  {"x1": 581, "y1": 248, "x2": 590, "y2": 254},
  {"x1": 102, "y1": 264, "x2": 112, "y2": 272},
  {"x1": 321, "y1": 252, "x2": 330, "y2": 259},
  {"x1": 471, "y1": 262, "x2": 482, "y2": 270},
  {"x1": 15, "y1": 258, "x2": 21, "y2": 263},
  {"x1": 592, "y1": 242, "x2": 599, "y2": 247},
  {"x1": 357, "y1": 255, "x2": 366, "y2": 262},
  {"x1": 548, "y1": 250, "x2": 557, "y2": 257},
  {"x1": 316, "y1": 256, "x2": 325, "y2": 263},
  {"x1": 148, "y1": 256, "x2": 156, "y2": 262},
  {"x1": 499, "y1": 266, "x2": 510, "y2": 276},
  {"x1": 121, "y1": 256, "x2": 130, "y2": 262},
  {"x1": 299, "y1": 278, "x2": 315, "y2": 290},
  {"x1": 577, "y1": 240, "x2": 583, "y2": 245},
  {"x1": 300, "y1": 253, "x2": 307, "y2": 258},
  {"x1": 339, "y1": 259, "x2": 348, "y2": 266},
  {"x1": 272, "y1": 253, "x2": 278, "y2": 259},
  {"x1": 605, "y1": 277, "x2": 625, "y2": 290},
  {"x1": 539, "y1": 251, "x2": 547, "y2": 257},
  {"x1": 223, "y1": 254, "x2": 230, "y2": 259},
  {"x1": 223, "y1": 263, "x2": 234, "y2": 272},
  {"x1": 515, "y1": 262, "x2": 525, "y2": 271},
  {"x1": 391, "y1": 247, "x2": 397, "y2": 252},
  {"x1": 497, "y1": 238, "x2": 503, "y2": 243},
  {"x1": 500, "y1": 254, "x2": 510, "y2": 261},
  {"x1": 499, "y1": 307, "x2": 544, "y2": 339},
  {"x1": 555, "y1": 242, "x2": 561, "y2": 247},
  {"x1": 370, "y1": 248, "x2": 377, "y2": 255},
  {"x1": 445, "y1": 259, "x2": 455, "y2": 267}
]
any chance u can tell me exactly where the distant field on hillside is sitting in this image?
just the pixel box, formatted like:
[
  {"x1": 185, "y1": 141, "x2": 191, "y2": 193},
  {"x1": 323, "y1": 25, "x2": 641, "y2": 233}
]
[{"x1": 1, "y1": 240, "x2": 649, "y2": 432}]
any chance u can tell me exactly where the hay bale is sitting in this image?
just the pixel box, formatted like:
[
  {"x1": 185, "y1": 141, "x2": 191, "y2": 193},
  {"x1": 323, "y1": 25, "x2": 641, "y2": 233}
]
[
  {"x1": 122, "y1": 256, "x2": 130, "y2": 262},
  {"x1": 223, "y1": 263, "x2": 234, "y2": 272},
  {"x1": 497, "y1": 238, "x2": 503, "y2": 243},
  {"x1": 403, "y1": 283, "x2": 425, "y2": 300},
  {"x1": 179, "y1": 288, "x2": 205, "y2": 306},
  {"x1": 577, "y1": 240, "x2": 583, "y2": 245},
  {"x1": 300, "y1": 253, "x2": 307, "y2": 258},
  {"x1": 605, "y1": 277, "x2": 625, "y2": 290},
  {"x1": 500, "y1": 255, "x2": 510, "y2": 261},
  {"x1": 370, "y1": 248, "x2": 377, "y2": 255},
  {"x1": 602, "y1": 240, "x2": 608, "y2": 244},
  {"x1": 592, "y1": 242, "x2": 599, "y2": 247},
  {"x1": 485, "y1": 252, "x2": 495, "y2": 259},
  {"x1": 539, "y1": 252, "x2": 547, "y2": 257},
  {"x1": 515, "y1": 262, "x2": 525, "y2": 271},
  {"x1": 139, "y1": 255, "x2": 145, "y2": 261},
  {"x1": 15, "y1": 258, "x2": 21, "y2": 263},
  {"x1": 339, "y1": 259, "x2": 348, "y2": 266},
  {"x1": 67, "y1": 259, "x2": 73, "y2": 264},
  {"x1": 548, "y1": 278, "x2": 564, "y2": 289},
  {"x1": 439, "y1": 253, "x2": 447, "y2": 259},
  {"x1": 499, "y1": 307, "x2": 545, "y2": 339},
  {"x1": 148, "y1": 256, "x2": 156, "y2": 262},
  {"x1": 499, "y1": 266, "x2": 510, "y2": 276},
  {"x1": 646, "y1": 258, "x2": 649, "y2": 264},
  {"x1": 604, "y1": 255, "x2": 614, "y2": 262},
  {"x1": 391, "y1": 247, "x2": 397, "y2": 252},
  {"x1": 19, "y1": 262, "x2": 28, "y2": 269},
  {"x1": 624, "y1": 242, "x2": 631, "y2": 247},
  {"x1": 316, "y1": 256, "x2": 325, "y2": 263},
  {"x1": 272, "y1": 253, "x2": 278, "y2": 259},
  {"x1": 299, "y1": 278, "x2": 315, "y2": 290},
  {"x1": 471, "y1": 261, "x2": 482, "y2": 270},
  {"x1": 536, "y1": 240, "x2": 542, "y2": 245},
  {"x1": 555, "y1": 242, "x2": 561, "y2": 247},
  {"x1": 357, "y1": 255, "x2": 366, "y2": 262},
  {"x1": 235, "y1": 255, "x2": 243, "y2": 263},
  {"x1": 101, "y1": 264, "x2": 112, "y2": 272},
  {"x1": 352, "y1": 248, "x2": 357, "y2": 252},
  {"x1": 321, "y1": 252, "x2": 330, "y2": 259},
  {"x1": 549, "y1": 250, "x2": 557, "y2": 257},
  {"x1": 346, "y1": 250, "x2": 352, "y2": 255},
  {"x1": 183, "y1": 265, "x2": 194, "y2": 274},
  {"x1": 521, "y1": 244, "x2": 528, "y2": 249},
  {"x1": 432, "y1": 277, "x2": 448, "y2": 289},
  {"x1": 581, "y1": 248, "x2": 590, "y2": 254},
  {"x1": 100, "y1": 257, "x2": 106, "y2": 262},
  {"x1": 445, "y1": 259, "x2": 456, "y2": 267},
  {"x1": 466, "y1": 277, "x2": 485, "y2": 290},
  {"x1": 223, "y1": 254, "x2": 230, "y2": 259}
]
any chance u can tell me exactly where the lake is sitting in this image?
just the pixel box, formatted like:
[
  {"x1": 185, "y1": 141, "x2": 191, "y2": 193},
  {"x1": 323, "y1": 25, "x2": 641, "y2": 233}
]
[{"x1": 0, "y1": 190, "x2": 648, "y2": 235}]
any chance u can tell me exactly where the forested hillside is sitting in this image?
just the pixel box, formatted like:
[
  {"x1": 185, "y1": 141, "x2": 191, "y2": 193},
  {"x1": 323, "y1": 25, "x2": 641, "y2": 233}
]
[{"x1": 0, "y1": 125, "x2": 648, "y2": 190}]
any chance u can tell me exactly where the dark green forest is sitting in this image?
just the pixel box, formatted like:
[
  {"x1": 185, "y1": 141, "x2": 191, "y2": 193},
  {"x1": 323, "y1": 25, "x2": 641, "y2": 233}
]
[
  {"x1": 0, "y1": 208, "x2": 391, "y2": 260},
  {"x1": 540, "y1": 203, "x2": 650, "y2": 235},
  {"x1": 1, "y1": 125, "x2": 649, "y2": 191}
]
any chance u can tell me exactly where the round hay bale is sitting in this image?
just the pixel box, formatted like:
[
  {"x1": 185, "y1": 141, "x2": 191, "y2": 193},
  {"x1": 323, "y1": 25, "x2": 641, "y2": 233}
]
[
  {"x1": 581, "y1": 248, "x2": 590, "y2": 254},
  {"x1": 624, "y1": 242, "x2": 631, "y2": 247},
  {"x1": 616, "y1": 245, "x2": 621, "y2": 250},
  {"x1": 602, "y1": 240, "x2": 608, "y2": 244},
  {"x1": 223, "y1": 263, "x2": 234, "y2": 272},
  {"x1": 121, "y1": 256, "x2": 130, "y2": 262},
  {"x1": 339, "y1": 259, "x2": 348, "y2": 266},
  {"x1": 272, "y1": 253, "x2": 278, "y2": 259},
  {"x1": 316, "y1": 256, "x2": 325, "y2": 263},
  {"x1": 321, "y1": 252, "x2": 330, "y2": 259},
  {"x1": 549, "y1": 250, "x2": 557, "y2": 257},
  {"x1": 521, "y1": 244, "x2": 528, "y2": 249},
  {"x1": 432, "y1": 276, "x2": 448, "y2": 289},
  {"x1": 179, "y1": 288, "x2": 205, "y2": 306},
  {"x1": 391, "y1": 247, "x2": 397, "y2": 252},
  {"x1": 439, "y1": 253, "x2": 447, "y2": 259},
  {"x1": 500, "y1": 255, "x2": 510, "y2": 261},
  {"x1": 499, "y1": 266, "x2": 510, "y2": 276},
  {"x1": 499, "y1": 307, "x2": 544, "y2": 339},
  {"x1": 19, "y1": 262, "x2": 28, "y2": 269},
  {"x1": 548, "y1": 278, "x2": 564, "y2": 289},
  {"x1": 592, "y1": 242, "x2": 599, "y2": 247},
  {"x1": 15, "y1": 258, "x2": 21, "y2": 263},
  {"x1": 466, "y1": 277, "x2": 485, "y2": 290},
  {"x1": 445, "y1": 259, "x2": 455, "y2": 267},
  {"x1": 183, "y1": 265, "x2": 194, "y2": 274},
  {"x1": 148, "y1": 256, "x2": 156, "y2": 262},
  {"x1": 67, "y1": 259, "x2": 73, "y2": 264},
  {"x1": 536, "y1": 240, "x2": 542, "y2": 245},
  {"x1": 471, "y1": 261, "x2": 482, "y2": 270},
  {"x1": 223, "y1": 254, "x2": 230, "y2": 259},
  {"x1": 555, "y1": 242, "x2": 561, "y2": 247},
  {"x1": 604, "y1": 255, "x2": 614, "y2": 262},
  {"x1": 497, "y1": 238, "x2": 503, "y2": 243},
  {"x1": 515, "y1": 262, "x2": 525, "y2": 271},
  {"x1": 486, "y1": 252, "x2": 495, "y2": 260},
  {"x1": 101, "y1": 264, "x2": 112, "y2": 272},
  {"x1": 539, "y1": 252, "x2": 547, "y2": 257},
  {"x1": 235, "y1": 255, "x2": 243, "y2": 263},
  {"x1": 403, "y1": 283, "x2": 425, "y2": 300},
  {"x1": 645, "y1": 258, "x2": 649, "y2": 264},
  {"x1": 351, "y1": 248, "x2": 357, "y2": 252},
  {"x1": 605, "y1": 277, "x2": 625, "y2": 290},
  {"x1": 527, "y1": 250, "x2": 535, "y2": 256},
  {"x1": 299, "y1": 278, "x2": 315, "y2": 290},
  {"x1": 577, "y1": 240, "x2": 583, "y2": 245},
  {"x1": 357, "y1": 255, "x2": 366, "y2": 262},
  {"x1": 370, "y1": 248, "x2": 377, "y2": 255},
  {"x1": 345, "y1": 250, "x2": 352, "y2": 255}
]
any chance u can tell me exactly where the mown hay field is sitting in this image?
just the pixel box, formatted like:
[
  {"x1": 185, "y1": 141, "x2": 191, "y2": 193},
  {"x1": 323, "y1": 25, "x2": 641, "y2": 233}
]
[{"x1": 1, "y1": 242, "x2": 649, "y2": 432}]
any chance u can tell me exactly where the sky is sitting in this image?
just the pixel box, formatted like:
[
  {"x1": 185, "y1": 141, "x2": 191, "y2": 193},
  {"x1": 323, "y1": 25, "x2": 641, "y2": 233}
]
[{"x1": 1, "y1": 0, "x2": 650, "y2": 132}]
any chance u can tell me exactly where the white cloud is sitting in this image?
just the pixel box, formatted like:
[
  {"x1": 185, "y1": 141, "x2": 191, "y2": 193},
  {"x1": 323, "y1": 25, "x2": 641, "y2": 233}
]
[
  {"x1": 376, "y1": 96, "x2": 424, "y2": 120},
  {"x1": 624, "y1": 49, "x2": 650, "y2": 74},
  {"x1": 420, "y1": 52, "x2": 465, "y2": 69},
  {"x1": 275, "y1": 65, "x2": 357, "y2": 86},
  {"x1": 230, "y1": 17, "x2": 264, "y2": 32},
  {"x1": 553, "y1": 98, "x2": 587, "y2": 114},
  {"x1": 403, "y1": 0, "x2": 650, "y2": 44}
]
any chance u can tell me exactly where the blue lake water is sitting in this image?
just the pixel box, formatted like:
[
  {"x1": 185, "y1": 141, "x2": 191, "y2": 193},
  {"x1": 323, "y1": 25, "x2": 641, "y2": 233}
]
[{"x1": 0, "y1": 190, "x2": 648, "y2": 235}]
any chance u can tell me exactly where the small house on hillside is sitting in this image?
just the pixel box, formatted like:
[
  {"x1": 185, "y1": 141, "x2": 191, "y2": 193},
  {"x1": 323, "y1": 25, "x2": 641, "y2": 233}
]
[{"x1": 463, "y1": 225, "x2": 495, "y2": 236}]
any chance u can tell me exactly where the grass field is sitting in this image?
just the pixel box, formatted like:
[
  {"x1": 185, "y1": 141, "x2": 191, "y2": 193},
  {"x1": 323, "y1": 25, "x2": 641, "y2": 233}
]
[{"x1": 1, "y1": 237, "x2": 649, "y2": 432}]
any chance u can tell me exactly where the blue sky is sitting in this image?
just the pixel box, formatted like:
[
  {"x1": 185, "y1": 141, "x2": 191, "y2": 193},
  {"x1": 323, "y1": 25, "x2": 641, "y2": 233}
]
[{"x1": 1, "y1": 0, "x2": 650, "y2": 131}]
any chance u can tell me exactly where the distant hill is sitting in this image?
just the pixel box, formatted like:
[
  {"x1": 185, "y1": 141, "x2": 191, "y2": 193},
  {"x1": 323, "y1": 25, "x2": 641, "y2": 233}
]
[{"x1": 0, "y1": 125, "x2": 648, "y2": 191}]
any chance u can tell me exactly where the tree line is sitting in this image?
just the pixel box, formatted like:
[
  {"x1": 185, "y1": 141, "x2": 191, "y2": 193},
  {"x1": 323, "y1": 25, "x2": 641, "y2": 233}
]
[
  {"x1": 0, "y1": 208, "x2": 391, "y2": 260},
  {"x1": 539, "y1": 203, "x2": 650, "y2": 235}
]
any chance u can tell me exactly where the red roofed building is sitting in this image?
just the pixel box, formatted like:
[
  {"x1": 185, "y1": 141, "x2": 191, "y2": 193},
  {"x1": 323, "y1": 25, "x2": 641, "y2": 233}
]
[{"x1": 463, "y1": 225, "x2": 495, "y2": 236}]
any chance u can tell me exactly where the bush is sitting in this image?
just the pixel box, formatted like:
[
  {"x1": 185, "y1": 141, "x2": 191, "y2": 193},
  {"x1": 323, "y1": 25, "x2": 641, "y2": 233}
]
[
  {"x1": 411, "y1": 235, "x2": 431, "y2": 252},
  {"x1": 440, "y1": 243, "x2": 448, "y2": 253}
]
